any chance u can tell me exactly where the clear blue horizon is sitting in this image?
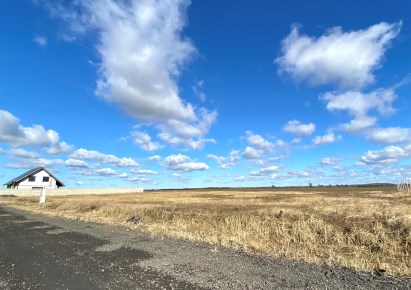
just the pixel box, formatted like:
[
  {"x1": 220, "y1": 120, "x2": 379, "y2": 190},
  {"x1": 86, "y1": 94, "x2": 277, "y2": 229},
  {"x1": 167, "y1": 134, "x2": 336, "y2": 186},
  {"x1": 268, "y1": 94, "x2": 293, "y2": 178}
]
[{"x1": 1, "y1": 0, "x2": 410, "y2": 189}]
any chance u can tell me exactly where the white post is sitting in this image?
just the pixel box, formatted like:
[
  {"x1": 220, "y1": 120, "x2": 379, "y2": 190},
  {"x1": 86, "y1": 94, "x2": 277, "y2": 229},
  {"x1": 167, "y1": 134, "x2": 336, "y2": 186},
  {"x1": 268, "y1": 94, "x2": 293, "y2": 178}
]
[{"x1": 39, "y1": 188, "x2": 46, "y2": 204}]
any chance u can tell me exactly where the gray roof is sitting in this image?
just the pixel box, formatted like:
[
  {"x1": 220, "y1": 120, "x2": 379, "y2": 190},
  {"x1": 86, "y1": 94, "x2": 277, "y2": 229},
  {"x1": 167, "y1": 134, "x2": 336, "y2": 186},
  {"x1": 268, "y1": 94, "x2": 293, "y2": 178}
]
[{"x1": 3, "y1": 166, "x2": 65, "y2": 187}]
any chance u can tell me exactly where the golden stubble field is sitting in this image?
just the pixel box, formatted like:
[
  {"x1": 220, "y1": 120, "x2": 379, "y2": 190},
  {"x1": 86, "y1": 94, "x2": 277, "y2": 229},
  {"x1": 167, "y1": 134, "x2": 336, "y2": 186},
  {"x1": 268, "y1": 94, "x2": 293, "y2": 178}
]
[{"x1": 1, "y1": 186, "x2": 410, "y2": 277}]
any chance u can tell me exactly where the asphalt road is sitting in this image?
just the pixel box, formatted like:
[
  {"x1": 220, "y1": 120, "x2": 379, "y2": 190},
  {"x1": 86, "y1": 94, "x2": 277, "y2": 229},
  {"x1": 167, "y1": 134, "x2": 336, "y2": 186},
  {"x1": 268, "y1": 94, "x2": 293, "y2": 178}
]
[{"x1": 0, "y1": 204, "x2": 410, "y2": 290}]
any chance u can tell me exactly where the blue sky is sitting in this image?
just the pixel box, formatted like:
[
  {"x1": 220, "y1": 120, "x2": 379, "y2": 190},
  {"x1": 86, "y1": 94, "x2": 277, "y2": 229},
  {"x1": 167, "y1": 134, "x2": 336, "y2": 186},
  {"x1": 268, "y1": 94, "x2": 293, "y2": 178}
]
[{"x1": 1, "y1": 0, "x2": 410, "y2": 188}]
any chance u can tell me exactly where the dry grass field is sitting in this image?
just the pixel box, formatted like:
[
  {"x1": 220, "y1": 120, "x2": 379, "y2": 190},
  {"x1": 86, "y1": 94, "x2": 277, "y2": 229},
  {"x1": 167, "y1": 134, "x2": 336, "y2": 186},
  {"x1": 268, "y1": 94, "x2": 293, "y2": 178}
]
[{"x1": 1, "y1": 186, "x2": 410, "y2": 277}]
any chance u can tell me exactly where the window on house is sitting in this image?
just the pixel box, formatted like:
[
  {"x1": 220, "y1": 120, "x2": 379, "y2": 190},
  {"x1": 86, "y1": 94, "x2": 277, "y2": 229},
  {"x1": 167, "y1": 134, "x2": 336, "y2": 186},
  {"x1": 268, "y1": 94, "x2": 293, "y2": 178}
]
[
  {"x1": 43, "y1": 177, "x2": 50, "y2": 182},
  {"x1": 28, "y1": 176, "x2": 36, "y2": 182}
]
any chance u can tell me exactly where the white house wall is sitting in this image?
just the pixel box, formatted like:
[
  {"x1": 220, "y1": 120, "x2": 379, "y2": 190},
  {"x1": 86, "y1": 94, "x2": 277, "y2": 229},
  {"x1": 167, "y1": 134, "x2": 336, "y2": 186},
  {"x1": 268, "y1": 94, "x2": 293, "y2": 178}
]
[{"x1": 16, "y1": 169, "x2": 58, "y2": 189}]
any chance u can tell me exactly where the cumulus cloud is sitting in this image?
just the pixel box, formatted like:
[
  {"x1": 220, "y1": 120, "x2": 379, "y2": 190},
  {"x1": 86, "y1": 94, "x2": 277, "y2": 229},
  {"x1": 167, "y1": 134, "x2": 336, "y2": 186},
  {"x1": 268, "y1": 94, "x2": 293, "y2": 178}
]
[
  {"x1": 163, "y1": 154, "x2": 209, "y2": 172},
  {"x1": 207, "y1": 150, "x2": 240, "y2": 169},
  {"x1": 132, "y1": 131, "x2": 163, "y2": 152},
  {"x1": 312, "y1": 130, "x2": 342, "y2": 145},
  {"x1": 77, "y1": 167, "x2": 118, "y2": 176},
  {"x1": 242, "y1": 146, "x2": 265, "y2": 160},
  {"x1": 250, "y1": 166, "x2": 281, "y2": 176},
  {"x1": 282, "y1": 120, "x2": 315, "y2": 137},
  {"x1": 267, "y1": 154, "x2": 288, "y2": 162},
  {"x1": 286, "y1": 170, "x2": 311, "y2": 178},
  {"x1": 157, "y1": 110, "x2": 217, "y2": 149},
  {"x1": 234, "y1": 176, "x2": 246, "y2": 182},
  {"x1": 276, "y1": 22, "x2": 401, "y2": 88},
  {"x1": 43, "y1": 141, "x2": 74, "y2": 155},
  {"x1": 147, "y1": 155, "x2": 162, "y2": 161},
  {"x1": 9, "y1": 148, "x2": 39, "y2": 159},
  {"x1": 320, "y1": 157, "x2": 342, "y2": 166},
  {"x1": 360, "y1": 144, "x2": 411, "y2": 164},
  {"x1": 119, "y1": 172, "x2": 128, "y2": 178},
  {"x1": 366, "y1": 127, "x2": 411, "y2": 145},
  {"x1": 0, "y1": 110, "x2": 72, "y2": 151},
  {"x1": 207, "y1": 154, "x2": 226, "y2": 164},
  {"x1": 246, "y1": 131, "x2": 273, "y2": 150},
  {"x1": 131, "y1": 169, "x2": 158, "y2": 175},
  {"x1": 70, "y1": 148, "x2": 139, "y2": 167},
  {"x1": 44, "y1": 0, "x2": 216, "y2": 149},
  {"x1": 367, "y1": 164, "x2": 411, "y2": 177},
  {"x1": 65, "y1": 159, "x2": 89, "y2": 168},
  {"x1": 5, "y1": 158, "x2": 64, "y2": 169},
  {"x1": 321, "y1": 88, "x2": 396, "y2": 134},
  {"x1": 94, "y1": 168, "x2": 117, "y2": 176},
  {"x1": 127, "y1": 176, "x2": 152, "y2": 182}
]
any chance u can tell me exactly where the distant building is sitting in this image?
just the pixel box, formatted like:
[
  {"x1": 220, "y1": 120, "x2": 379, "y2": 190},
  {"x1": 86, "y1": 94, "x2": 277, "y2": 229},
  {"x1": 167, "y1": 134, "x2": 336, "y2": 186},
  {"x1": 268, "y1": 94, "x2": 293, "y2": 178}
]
[{"x1": 3, "y1": 167, "x2": 64, "y2": 189}]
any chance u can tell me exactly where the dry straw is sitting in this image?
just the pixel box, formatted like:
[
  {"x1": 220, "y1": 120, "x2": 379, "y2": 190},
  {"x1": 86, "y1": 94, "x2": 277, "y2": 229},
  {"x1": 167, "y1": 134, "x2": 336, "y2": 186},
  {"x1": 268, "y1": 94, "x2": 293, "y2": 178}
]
[{"x1": 1, "y1": 186, "x2": 410, "y2": 277}]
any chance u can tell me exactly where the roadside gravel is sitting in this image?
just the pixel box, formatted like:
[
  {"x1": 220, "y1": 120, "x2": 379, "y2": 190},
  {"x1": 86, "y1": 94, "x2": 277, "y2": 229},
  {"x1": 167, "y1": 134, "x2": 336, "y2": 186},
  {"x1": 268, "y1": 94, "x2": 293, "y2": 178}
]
[{"x1": 1, "y1": 205, "x2": 409, "y2": 289}]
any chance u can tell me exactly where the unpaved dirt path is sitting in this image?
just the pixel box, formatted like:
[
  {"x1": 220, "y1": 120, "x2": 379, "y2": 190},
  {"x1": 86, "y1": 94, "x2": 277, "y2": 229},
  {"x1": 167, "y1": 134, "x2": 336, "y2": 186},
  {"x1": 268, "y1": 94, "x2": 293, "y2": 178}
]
[{"x1": 0, "y1": 205, "x2": 409, "y2": 289}]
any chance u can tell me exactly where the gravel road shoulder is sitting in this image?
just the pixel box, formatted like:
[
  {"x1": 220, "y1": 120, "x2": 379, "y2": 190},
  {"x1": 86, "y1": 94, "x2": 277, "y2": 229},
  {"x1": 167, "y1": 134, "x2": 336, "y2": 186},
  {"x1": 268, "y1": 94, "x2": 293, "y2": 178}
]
[{"x1": 0, "y1": 205, "x2": 409, "y2": 289}]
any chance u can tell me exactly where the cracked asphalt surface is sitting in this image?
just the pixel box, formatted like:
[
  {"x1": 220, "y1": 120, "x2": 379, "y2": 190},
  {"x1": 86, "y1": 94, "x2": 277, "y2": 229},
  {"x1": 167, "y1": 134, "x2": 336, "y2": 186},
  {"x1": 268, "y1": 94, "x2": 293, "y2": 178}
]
[{"x1": 0, "y1": 205, "x2": 410, "y2": 289}]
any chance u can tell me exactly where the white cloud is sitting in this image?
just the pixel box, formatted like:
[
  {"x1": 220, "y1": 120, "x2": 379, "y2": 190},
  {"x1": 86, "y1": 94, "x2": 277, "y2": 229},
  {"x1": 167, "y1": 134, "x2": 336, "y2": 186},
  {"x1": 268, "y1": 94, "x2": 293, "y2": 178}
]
[
  {"x1": 246, "y1": 131, "x2": 273, "y2": 150},
  {"x1": 76, "y1": 181, "x2": 83, "y2": 186},
  {"x1": 219, "y1": 164, "x2": 232, "y2": 169},
  {"x1": 207, "y1": 154, "x2": 226, "y2": 164},
  {"x1": 33, "y1": 35, "x2": 47, "y2": 47},
  {"x1": 312, "y1": 130, "x2": 342, "y2": 145},
  {"x1": 250, "y1": 166, "x2": 281, "y2": 176},
  {"x1": 119, "y1": 172, "x2": 128, "y2": 178},
  {"x1": 366, "y1": 127, "x2": 411, "y2": 145},
  {"x1": 321, "y1": 88, "x2": 396, "y2": 134},
  {"x1": 46, "y1": 0, "x2": 216, "y2": 149},
  {"x1": 275, "y1": 139, "x2": 287, "y2": 147},
  {"x1": 127, "y1": 176, "x2": 151, "y2": 182},
  {"x1": 131, "y1": 169, "x2": 158, "y2": 175},
  {"x1": 132, "y1": 131, "x2": 163, "y2": 152},
  {"x1": 77, "y1": 167, "x2": 118, "y2": 177},
  {"x1": 360, "y1": 145, "x2": 411, "y2": 164},
  {"x1": 267, "y1": 154, "x2": 288, "y2": 162},
  {"x1": 5, "y1": 158, "x2": 64, "y2": 169},
  {"x1": 229, "y1": 150, "x2": 240, "y2": 162},
  {"x1": 65, "y1": 159, "x2": 89, "y2": 168},
  {"x1": 9, "y1": 148, "x2": 39, "y2": 159},
  {"x1": 340, "y1": 116, "x2": 377, "y2": 134},
  {"x1": 234, "y1": 176, "x2": 246, "y2": 182},
  {"x1": 367, "y1": 165, "x2": 411, "y2": 177},
  {"x1": 117, "y1": 157, "x2": 140, "y2": 167},
  {"x1": 287, "y1": 170, "x2": 311, "y2": 178},
  {"x1": 157, "y1": 132, "x2": 216, "y2": 150},
  {"x1": 163, "y1": 154, "x2": 209, "y2": 172},
  {"x1": 276, "y1": 22, "x2": 401, "y2": 88},
  {"x1": 282, "y1": 120, "x2": 315, "y2": 137},
  {"x1": 0, "y1": 110, "x2": 71, "y2": 150},
  {"x1": 242, "y1": 146, "x2": 265, "y2": 160},
  {"x1": 192, "y1": 80, "x2": 206, "y2": 102},
  {"x1": 207, "y1": 150, "x2": 240, "y2": 169},
  {"x1": 147, "y1": 155, "x2": 162, "y2": 161},
  {"x1": 43, "y1": 141, "x2": 74, "y2": 155},
  {"x1": 70, "y1": 148, "x2": 139, "y2": 167},
  {"x1": 322, "y1": 89, "x2": 396, "y2": 116},
  {"x1": 95, "y1": 168, "x2": 117, "y2": 176},
  {"x1": 157, "y1": 110, "x2": 217, "y2": 149},
  {"x1": 320, "y1": 157, "x2": 342, "y2": 166}
]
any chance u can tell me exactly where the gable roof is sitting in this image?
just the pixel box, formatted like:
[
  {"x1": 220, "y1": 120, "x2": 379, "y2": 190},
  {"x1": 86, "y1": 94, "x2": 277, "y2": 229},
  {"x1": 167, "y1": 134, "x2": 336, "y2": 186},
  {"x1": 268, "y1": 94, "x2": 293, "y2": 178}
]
[{"x1": 3, "y1": 166, "x2": 65, "y2": 187}]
